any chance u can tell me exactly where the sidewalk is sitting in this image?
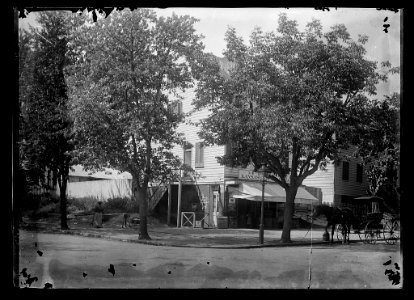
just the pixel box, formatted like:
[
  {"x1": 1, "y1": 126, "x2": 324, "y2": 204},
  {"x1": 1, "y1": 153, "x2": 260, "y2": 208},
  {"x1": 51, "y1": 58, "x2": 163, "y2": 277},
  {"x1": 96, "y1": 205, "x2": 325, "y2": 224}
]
[{"x1": 20, "y1": 216, "x2": 364, "y2": 249}]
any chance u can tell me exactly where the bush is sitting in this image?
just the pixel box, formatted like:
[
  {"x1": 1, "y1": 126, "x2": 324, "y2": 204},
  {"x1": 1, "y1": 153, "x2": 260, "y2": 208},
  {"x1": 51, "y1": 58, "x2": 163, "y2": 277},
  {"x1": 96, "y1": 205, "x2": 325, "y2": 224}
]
[
  {"x1": 103, "y1": 197, "x2": 130, "y2": 213},
  {"x1": 126, "y1": 199, "x2": 140, "y2": 213},
  {"x1": 98, "y1": 197, "x2": 140, "y2": 213},
  {"x1": 30, "y1": 203, "x2": 58, "y2": 219},
  {"x1": 21, "y1": 191, "x2": 59, "y2": 214},
  {"x1": 68, "y1": 196, "x2": 100, "y2": 213},
  {"x1": 20, "y1": 194, "x2": 41, "y2": 212},
  {"x1": 65, "y1": 197, "x2": 139, "y2": 214}
]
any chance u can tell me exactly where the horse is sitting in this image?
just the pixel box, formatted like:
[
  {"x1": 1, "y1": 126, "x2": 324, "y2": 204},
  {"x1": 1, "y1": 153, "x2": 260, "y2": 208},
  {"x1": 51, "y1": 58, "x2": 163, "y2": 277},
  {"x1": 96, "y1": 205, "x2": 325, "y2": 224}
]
[{"x1": 312, "y1": 204, "x2": 356, "y2": 244}]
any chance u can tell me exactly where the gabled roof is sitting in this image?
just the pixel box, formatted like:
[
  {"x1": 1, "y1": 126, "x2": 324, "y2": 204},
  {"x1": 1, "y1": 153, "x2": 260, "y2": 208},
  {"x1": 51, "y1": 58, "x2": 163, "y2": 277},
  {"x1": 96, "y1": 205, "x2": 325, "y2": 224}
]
[{"x1": 69, "y1": 165, "x2": 132, "y2": 179}]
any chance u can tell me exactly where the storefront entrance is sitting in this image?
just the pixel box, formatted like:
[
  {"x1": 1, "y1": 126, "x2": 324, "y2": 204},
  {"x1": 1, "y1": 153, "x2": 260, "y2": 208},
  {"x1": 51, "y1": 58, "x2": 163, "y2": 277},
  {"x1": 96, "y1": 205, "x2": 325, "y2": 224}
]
[{"x1": 235, "y1": 198, "x2": 280, "y2": 229}]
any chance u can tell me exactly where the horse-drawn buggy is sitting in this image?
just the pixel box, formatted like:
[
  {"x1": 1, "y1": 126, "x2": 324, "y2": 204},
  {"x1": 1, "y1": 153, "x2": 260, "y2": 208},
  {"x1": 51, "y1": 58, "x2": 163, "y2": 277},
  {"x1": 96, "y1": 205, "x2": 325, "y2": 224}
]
[
  {"x1": 345, "y1": 195, "x2": 400, "y2": 245},
  {"x1": 312, "y1": 195, "x2": 400, "y2": 245}
]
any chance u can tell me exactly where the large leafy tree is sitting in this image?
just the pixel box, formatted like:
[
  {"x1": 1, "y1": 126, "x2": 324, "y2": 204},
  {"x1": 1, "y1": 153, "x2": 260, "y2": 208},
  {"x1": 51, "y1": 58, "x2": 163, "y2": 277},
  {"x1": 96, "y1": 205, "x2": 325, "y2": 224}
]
[
  {"x1": 18, "y1": 28, "x2": 35, "y2": 197},
  {"x1": 192, "y1": 14, "x2": 398, "y2": 243},
  {"x1": 19, "y1": 11, "x2": 74, "y2": 230},
  {"x1": 355, "y1": 93, "x2": 400, "y2": 213},
  {"x1": 65, "y1": 9, "x2": 204, "y2": 240}
]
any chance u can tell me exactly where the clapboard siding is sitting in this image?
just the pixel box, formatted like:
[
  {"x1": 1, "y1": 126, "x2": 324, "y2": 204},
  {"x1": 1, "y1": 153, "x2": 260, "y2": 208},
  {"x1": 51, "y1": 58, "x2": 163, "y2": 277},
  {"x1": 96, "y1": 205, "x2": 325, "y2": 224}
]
[
  {"x1": 170, "y1": 88, "x2": 369, "y2": 203},
  {"x1": 224, "y1": 166, "x2": 241, "y2": 178},
  {"x1": 302, "y1": 163, "x2": 335, "y2": 204},
  {"x1": 171, "y1": 88, "x2": 225, "y2": 184},
  {"x1": 334, "y1": 147, "x2": 368, "y2": 197}
]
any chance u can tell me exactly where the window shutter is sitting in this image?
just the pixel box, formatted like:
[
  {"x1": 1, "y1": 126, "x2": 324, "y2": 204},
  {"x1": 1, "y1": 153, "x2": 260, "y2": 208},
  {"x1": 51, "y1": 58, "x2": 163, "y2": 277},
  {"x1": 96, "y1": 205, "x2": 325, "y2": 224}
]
[
  {"x1": 174, "y1": 102, "x2": 179, "y2": 114},
  {"x1": 170, "y1": 101, "x2": 182, "y2": 115},
  {"x1": 195, "y1": 143, "x2": 200, "y2": 166},
  {"x1": 225, "y1": 141, "x2": 233, "y2": 156},
  {"x1": 356, "y1": 164, "x2": 363, "y2": 183},
  {"x1": 342, "y1": 161, "x2": 349, "y2": 180},
  {"x1": 200, "y1": 143, "x2": 204, "y2": 165},
  {"x1": 184, "y1": 149, "x2": 192, "y2": 167},
  {"x1": 178, "y1": 101, "x2": 183, "y2": 115},
  {"x1": 195, "y1": 142, "x2": 204, "y2": 168}
]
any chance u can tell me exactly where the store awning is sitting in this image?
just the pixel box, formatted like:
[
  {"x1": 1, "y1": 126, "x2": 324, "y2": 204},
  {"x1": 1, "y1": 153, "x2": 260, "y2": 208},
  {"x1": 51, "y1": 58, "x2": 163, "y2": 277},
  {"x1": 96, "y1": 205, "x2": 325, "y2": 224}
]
[
  {"x1": 354, "y1": 195, "x2": 384, "y2": 202},
  {"x1": 228, "y1": 182, "x2": 319, "y2": 204}
]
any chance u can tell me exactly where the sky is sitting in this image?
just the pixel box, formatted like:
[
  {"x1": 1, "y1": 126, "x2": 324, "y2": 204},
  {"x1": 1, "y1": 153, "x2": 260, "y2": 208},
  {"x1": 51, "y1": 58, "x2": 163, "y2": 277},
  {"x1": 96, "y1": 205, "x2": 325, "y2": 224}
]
[{"x1": 19, "y1": 7, "x2": 401, "y2": 98}]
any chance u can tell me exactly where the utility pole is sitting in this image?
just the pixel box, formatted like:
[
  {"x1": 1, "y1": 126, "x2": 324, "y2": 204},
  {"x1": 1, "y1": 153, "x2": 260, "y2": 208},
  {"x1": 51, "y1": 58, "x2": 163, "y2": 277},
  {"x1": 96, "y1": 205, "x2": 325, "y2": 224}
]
[
  {"x1": 177, "y1": 170, "x2": 182, "y2": 228},
  {"x1": 258, "y1": 164, "x2": 268, "y2": 244},
  {"x1": 259, "y1": 176, "x2": 265, "y2": 244},
  {"x1": 167, "y1": 184, "x2": 172, "y2": 226}
]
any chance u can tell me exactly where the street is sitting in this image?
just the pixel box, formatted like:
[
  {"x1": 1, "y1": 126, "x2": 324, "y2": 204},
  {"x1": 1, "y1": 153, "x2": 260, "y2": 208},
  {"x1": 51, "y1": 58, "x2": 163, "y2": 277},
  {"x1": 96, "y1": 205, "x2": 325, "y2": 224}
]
[{"x1": 18, "y1": 230, "x2": 402, "y2": 289}]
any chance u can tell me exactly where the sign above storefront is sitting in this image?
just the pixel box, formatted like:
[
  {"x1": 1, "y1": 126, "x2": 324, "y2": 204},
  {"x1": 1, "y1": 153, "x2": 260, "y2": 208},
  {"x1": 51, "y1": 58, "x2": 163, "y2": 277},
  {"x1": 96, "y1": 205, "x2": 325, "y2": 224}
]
[{"x1": 238, "y1": 170, "x2": 271, "y2": 181}]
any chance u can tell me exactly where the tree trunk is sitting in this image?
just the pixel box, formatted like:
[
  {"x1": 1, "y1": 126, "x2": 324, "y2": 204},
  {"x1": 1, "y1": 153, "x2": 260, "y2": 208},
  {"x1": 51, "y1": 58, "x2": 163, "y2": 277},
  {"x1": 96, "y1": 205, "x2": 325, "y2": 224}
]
[
  {"x1": 59, "y1": 179, "x2": 69, "y2": 230},
  {"x1": 13, "y1": 184, "x2": 20, "y2": 287},
  {"x1": 281, "y1": 187, "x2": 298, "y2": 243},
  {"x1": 137, "y1": 186, "x2": 151, "y2": 240}
]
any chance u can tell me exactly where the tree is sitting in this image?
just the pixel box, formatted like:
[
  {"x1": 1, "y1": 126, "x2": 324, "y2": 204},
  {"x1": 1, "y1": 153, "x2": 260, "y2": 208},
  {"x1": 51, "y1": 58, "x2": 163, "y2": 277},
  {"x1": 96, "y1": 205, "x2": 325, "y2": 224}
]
[
  {"x1": 192, "y1": 14, "x2": 398, "y2": 243},
  {"x1": 355, "y1": 93, "x2": 400, "y2": 213},
  {"x1": 65, "y1": 8, "x2": 204, "y2": 239},
  {"x1": 19, "y1": 11, "x2": 74, "y2": 230}
]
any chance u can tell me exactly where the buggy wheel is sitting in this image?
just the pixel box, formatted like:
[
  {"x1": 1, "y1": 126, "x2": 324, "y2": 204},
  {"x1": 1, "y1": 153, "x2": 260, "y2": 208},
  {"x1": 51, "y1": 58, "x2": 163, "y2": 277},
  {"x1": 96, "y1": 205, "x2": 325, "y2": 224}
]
[
  {"x1": 364, "y1": 221, "x2": 380, "y2": 244},
  {"x1": 383, "y1": 219, "x2": 400, "y2": 245},
  {"x1": 354, "y1": 226, "x2": 366, "y2": 243},
  {"x1": 336, "y1": 224, "x2": 343, "y2": 241},
  {"x1": 336, "y1": 224, "x2": 348, "y2": 242}
]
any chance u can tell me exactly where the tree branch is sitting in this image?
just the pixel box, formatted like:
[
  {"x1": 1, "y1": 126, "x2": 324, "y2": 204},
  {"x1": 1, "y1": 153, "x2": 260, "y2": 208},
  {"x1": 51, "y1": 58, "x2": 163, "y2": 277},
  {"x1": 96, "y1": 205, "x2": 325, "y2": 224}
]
[
  {"x1": 301, "y1": 149, "x2": 325, "y2": 180},
  {"x1": 267, "y1": 173, "x2": 288, "y2": 189},
  {"x1": 265, "y1": 151, "x2": 287, "y2": 186}
]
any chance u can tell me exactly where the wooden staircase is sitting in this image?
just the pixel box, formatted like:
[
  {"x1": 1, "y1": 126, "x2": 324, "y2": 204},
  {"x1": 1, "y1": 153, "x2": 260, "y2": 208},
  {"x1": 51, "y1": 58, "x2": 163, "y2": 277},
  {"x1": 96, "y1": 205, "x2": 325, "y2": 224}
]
[{"x1": 147, "y1": 185, "x2": 168, "y2": 212}]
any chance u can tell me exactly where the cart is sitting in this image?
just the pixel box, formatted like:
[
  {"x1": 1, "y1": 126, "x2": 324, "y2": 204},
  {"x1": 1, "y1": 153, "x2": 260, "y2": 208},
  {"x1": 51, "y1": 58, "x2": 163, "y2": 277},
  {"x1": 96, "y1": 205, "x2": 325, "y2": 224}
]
[{"x1": 336, "y1": 196, "x2": 400, "y2": 245}]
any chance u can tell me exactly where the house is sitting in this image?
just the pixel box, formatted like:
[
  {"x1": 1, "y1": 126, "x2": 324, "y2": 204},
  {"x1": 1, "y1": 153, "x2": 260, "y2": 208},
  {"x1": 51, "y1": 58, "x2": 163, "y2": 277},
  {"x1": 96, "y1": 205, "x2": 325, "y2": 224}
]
[
  {"x1": 302, "y1": 147, "x2": 371, "y2": 216},
  {"x1": 156, "y1": 58, "x2": 370, "y2": 229},
  {"x1": 62, "y1": 55, "x2": 370, "y2": 228},
  {"x1": 155, "y1": 87, "x2": 321, "y2": 230}
]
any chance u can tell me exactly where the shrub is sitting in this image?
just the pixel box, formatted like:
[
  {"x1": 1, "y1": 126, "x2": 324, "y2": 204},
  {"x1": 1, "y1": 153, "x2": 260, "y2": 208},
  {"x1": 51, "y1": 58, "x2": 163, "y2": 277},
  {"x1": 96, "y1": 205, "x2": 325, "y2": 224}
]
[
  {"x1": 21, "y1": 193, "x2": 41, "y2": 212},
  {"x1": 31, "y1": 203, "x2": 58, "y2": 219},
  {"x1": 65, "y1": 197, "x2": 140, "y2": 213},
  {"x1": 21, "y1": 191, "x2": 60, "y2": 214},
  {"x1": 68, "y1": 196, "x2": 100, "y2": 213},
  {"x1": 104, "y1": 197, "x2": 131, "y2": 213},
  {"x1": 126, "y1": 199, "x2": 140, "y2": 213}
]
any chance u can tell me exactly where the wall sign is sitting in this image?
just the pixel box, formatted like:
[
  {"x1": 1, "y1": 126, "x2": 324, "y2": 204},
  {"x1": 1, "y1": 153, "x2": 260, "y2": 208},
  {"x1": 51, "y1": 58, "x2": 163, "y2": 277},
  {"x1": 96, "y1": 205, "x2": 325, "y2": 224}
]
[{"x1": 238, "y1": 170, "x2": 271, "y2": 181}]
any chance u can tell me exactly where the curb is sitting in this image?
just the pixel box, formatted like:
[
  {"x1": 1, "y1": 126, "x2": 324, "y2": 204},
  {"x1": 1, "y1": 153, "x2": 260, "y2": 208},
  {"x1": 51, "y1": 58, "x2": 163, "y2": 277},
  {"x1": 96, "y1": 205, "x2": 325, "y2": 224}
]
[{"x1": 19, "y1": 225, "x2": 365, "y2": 249}]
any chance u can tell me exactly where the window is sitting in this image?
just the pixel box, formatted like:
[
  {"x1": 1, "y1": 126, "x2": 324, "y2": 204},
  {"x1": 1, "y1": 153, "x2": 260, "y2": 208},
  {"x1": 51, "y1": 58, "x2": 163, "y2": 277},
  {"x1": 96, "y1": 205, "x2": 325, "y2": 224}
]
[
  {"x1": 195, "y1": 142, "x2": 204, "y2": 168},
  {"x1": 356, "y1": 163, "x2": 363, "y2": 183},
  {"x1": 342, "y1": 161, "x2": 349, "y2": 180},
  {"x1": 184, "y1": 149, "x2": 192, "y2": 168},
  {"x1": 169, "y1": 100, "x2": 183, "y2": 115}
]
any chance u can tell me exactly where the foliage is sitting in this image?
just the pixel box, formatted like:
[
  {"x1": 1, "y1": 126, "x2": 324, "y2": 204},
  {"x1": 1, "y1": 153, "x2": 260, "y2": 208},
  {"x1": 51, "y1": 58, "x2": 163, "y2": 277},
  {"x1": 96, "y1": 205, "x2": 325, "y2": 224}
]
[
  {"x1": 19, "y1": 11, "x2": 75, "y2": 229},
  {"x1": 65, "y1": 8, "x2": 205, "y2": 239},
  {"x1": 192, "y1": 13, "x2": 398, "y2": 242},
  {"x1": 103, "y1": 197, "x2": 130, "y2": 213},
  {"x1": 20, "y1": 191, "x2": 59, "y2": 213},
  {"x1": 67, "y1": 196, "x2": 100, "y2": 212},
  {"x1": 354, "y1": 93, "x2": 400, "y2": 212}
]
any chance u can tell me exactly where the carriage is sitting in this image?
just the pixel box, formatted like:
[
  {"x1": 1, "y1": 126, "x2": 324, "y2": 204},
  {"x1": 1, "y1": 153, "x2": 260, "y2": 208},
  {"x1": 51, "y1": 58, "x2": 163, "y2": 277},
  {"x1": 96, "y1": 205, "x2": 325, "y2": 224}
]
[{"x1": 335, "y1": 195, "x2": 400, "y2": 245}]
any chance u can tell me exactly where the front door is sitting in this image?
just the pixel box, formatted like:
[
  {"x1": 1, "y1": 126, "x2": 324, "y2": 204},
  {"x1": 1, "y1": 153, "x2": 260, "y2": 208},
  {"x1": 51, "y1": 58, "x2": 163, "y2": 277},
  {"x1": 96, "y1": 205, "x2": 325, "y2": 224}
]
[{"x1": 212, "y1": 191, "x2": 219, "y2": 227}]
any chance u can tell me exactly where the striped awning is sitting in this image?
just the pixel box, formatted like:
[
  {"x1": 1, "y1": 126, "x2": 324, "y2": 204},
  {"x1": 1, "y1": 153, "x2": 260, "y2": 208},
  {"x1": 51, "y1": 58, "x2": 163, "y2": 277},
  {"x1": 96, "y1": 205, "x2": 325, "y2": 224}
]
[{"x1": 229, "y1": 182, "x2": 319, "y2": 204}]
